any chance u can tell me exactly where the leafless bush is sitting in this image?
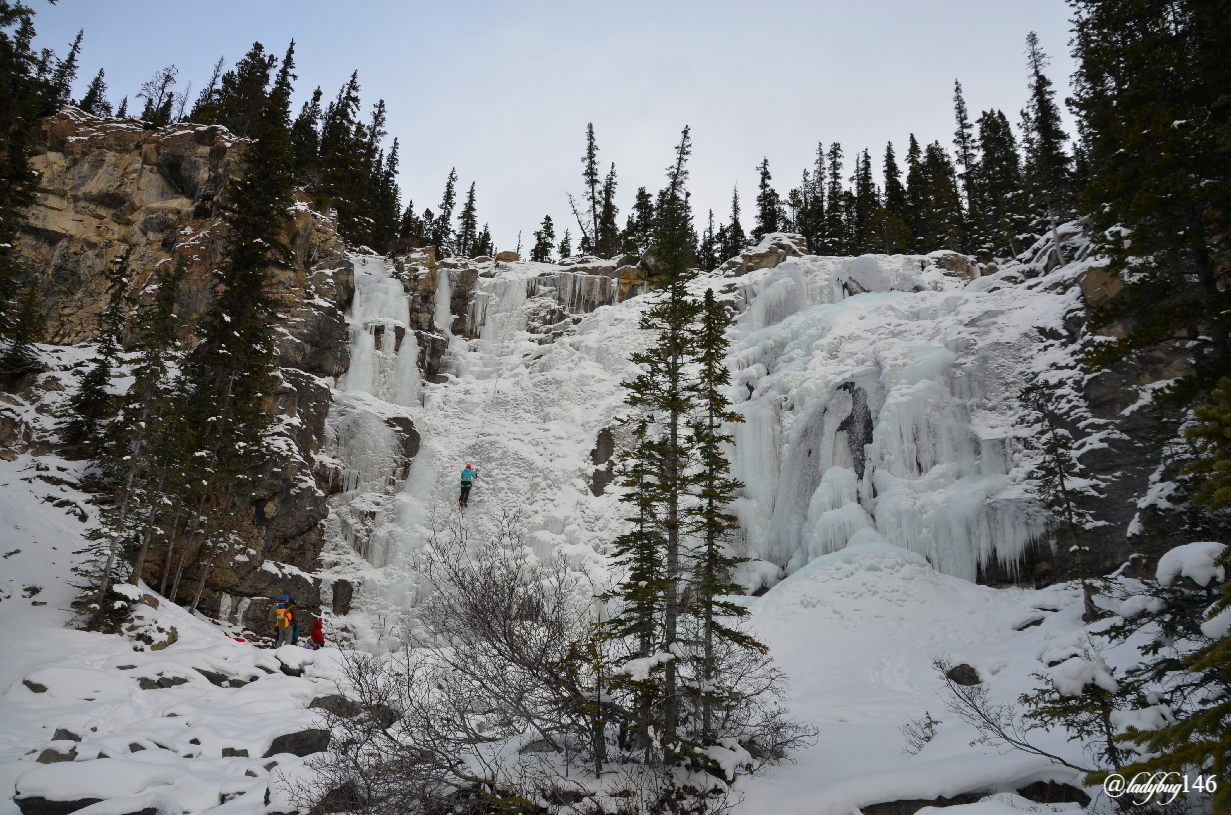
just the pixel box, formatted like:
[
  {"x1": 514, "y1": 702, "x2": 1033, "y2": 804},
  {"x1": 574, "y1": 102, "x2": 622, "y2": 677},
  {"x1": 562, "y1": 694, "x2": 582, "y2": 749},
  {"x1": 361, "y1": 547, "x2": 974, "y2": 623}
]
[
  {"x1": 299, "y1": 508, "x2": 811, "y2": 813},
  {"x1": 900, "y1": 711, "x2": 941, "y2": 755}
]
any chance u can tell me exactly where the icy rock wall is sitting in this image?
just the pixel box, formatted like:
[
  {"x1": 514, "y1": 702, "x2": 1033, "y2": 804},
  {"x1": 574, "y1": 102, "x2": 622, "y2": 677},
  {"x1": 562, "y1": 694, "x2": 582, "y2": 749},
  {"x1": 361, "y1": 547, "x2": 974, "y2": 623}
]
[
  {"x1": 322, "y1": 255, "x2": 425, "y2": 568},
  {"x1": 728, "y1": 253, "x2": 1054, "y2": 582},
  {"x1": 343, "y1": 256, "x2": 421, "y2": 407}
]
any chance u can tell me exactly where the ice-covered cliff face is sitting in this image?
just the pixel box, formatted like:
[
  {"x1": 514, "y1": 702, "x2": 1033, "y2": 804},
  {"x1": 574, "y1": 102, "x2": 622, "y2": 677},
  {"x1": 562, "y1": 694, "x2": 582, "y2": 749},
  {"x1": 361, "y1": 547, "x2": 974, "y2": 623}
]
[
  {"x1": 724, "y1": 254, "x2": 1078, "y2": 582},
  {"x1": 320, "y1": 237, "x2": 1099, "y2": 632}
]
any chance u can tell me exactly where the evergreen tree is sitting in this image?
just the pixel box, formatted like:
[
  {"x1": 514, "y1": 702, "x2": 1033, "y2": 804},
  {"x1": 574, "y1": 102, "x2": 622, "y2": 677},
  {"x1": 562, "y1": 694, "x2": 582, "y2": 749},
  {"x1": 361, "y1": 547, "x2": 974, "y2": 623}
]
[
  {"x1": 581, "y1": 123, "x2": 601, "y2": 251},
  {"x1": 918, "y1": 141, "x2": 965, "y2": 252},
  {"x1": 177, "y1": 39, "x2": 296, "y2": 609},
  {"x1": 530, "y1": 214, "x2": 555, "y2": 263},
  {"x1": 850, "y1": 149, "x2": 879, "y2": 253},
  {"x1": 315, "y1": 72, "x2": 366, "y2": 238},
  {"x1": 718, "y1": 186, "x2": 745, "y2": 261},
  {"x1": 608, "y1": 126, "x2": 701, "y2": 757},
  {"x1": 455, "y1": 181, "x2": 479, "y2": 258},
  {"x1": 1020, "y1": 32, "x2": 1072, "y2": 264},
  {"x1": 557, "y1": 228, "x2": 572, "y2": 260},
  {"x1": 882, "y1": 141, "x2": 906, "y2": 219},
  {"x1": 63, "y1": 250, "x2": 130, "y2": 446},
  {"x1": 121, "y1": 256, "x2": 189, "y2": 587},
  {"x1": 290, "y1": 86, "x2": 322, "y2": 186},
  {"x1": 970, "y1": 109, "x2": 1026, "y2": 258},
  {"x1": 430, "y1": 168, "x2": 458, "y2": 255},
  {"x1": 792, "y1": 167, "x2": 823, "y2": 253},
  {"x1": 686, "y1": 289, "x2": 761, "y2": 743},
  {"x1": 114, "y1": 96, "x2": 127, "y2": 117},
  {"x1": 596, "y1": 163, "x2": 620, "y2": 257},
  {"x1": 83, "y1": 256, "x2": 189, "y2": 602},
  {"x1": 751, "y1": 158, "x2": 782, "y2": 243},
  {"x1": 1, "y1": 1, "x2": 78, "y2": 372},
  {"x1": 874, "y1": 143, "x2": 912, "y2": 253},
  {"x1": 189, "y1": 42, "x2": 275, "y2": 137},
  {"x1": 1073, "y1": 0, "x2": 1231, "y2": 406},
  {"x1": 823, "y1": 143, "x2": 846, "y2": 254},
  {"x1": 903, "y1": 135, "x2": 925, "y2": 249},
  {"x1": 696, "y1": 210, "x2": 718, "y2": 272},
  {"x1": 1186, "y1": 377, "x2": 1231, "y2": 514},
  {"x1": 473, "y1": 224, "x2": 494, "y2": 258},
  {"x1": 621, "y1": 186, "x2": 655, "y2": 255},
  {"x1": 952, "y1": 79, "x2": 976, "y2": 218},
  {"x1": 78, "y1": 68, "x2": 111, "y2": 116}
]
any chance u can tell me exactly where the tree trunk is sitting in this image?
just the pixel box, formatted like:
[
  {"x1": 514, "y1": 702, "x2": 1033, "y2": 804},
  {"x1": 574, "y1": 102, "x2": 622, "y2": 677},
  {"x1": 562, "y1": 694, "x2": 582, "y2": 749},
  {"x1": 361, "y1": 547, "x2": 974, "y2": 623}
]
[{"x1": 158, "y1": 513, "x2": 181, "y2": 596}]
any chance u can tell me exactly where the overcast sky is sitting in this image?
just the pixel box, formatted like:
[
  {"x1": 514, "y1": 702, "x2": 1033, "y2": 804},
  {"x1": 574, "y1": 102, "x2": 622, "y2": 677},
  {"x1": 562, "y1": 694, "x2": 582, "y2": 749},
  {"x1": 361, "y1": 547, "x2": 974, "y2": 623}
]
[{"x1": 33, "y1": 0, "x2": 1077, "y2": 253}]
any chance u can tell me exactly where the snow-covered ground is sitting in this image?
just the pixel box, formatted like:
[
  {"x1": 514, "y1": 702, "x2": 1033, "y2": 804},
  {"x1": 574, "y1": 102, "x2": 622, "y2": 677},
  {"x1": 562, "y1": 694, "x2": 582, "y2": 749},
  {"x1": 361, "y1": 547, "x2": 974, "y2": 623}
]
[{"x1": 3, "y1": 238, "x2": 1146, "y2": 813}]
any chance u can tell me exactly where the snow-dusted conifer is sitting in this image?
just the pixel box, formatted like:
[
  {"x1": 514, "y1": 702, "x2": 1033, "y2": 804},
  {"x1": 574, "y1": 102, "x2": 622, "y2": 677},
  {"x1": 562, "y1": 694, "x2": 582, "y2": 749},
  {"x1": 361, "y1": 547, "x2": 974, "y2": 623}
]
[{"x1": 751, "y1": 158, "x2": 781, "y2": 243}]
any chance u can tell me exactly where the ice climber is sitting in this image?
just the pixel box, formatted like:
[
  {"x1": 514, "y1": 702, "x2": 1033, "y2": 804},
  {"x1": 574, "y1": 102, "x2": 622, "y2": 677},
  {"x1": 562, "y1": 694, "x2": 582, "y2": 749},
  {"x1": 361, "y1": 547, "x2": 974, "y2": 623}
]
[
  {"x1": 459, "y1": 464, "x2": 478, "y2": 508},
  {"x1": 271, "y1": 595, "x2": 293, "y2": 649},
  {"x1": 310, "y1": 618, "x2": 325, "y2": 649}
]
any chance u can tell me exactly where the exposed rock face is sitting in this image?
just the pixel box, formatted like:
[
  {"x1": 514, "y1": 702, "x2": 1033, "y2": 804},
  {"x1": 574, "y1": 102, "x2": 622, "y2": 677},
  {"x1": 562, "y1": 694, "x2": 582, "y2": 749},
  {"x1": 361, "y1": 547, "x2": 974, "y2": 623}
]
[
  {"x1": 9, "y1": 109, "x2": 360, "y2": 636},
  {"x1": 17, "y1": 108, "x2": 354, "y2": 378},
  {"x1": 719, "y1": 233, "x2": 808, "y2": 277}
]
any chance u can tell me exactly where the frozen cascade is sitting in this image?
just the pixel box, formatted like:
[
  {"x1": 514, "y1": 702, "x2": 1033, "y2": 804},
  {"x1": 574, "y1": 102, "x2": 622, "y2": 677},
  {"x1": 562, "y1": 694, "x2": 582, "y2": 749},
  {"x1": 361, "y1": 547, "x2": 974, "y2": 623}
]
[
  {"x1": 727, "y1": 253, "x2": 1054, "y2": 582},
  {"x1": 341, "y1": 255, "x2": 420, "y2": 406},
  {"x1": 319, "y1": 245, "x2": 1080, "y2": 650}
]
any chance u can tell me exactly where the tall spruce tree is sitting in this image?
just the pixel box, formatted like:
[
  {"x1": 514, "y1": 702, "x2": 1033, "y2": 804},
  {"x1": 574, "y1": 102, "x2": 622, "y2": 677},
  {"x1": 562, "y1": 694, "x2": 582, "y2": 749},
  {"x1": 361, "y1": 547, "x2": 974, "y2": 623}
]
[
  {"x1": 622, "y1": 186, "x2": 655, "y2": 255},
  {"x1": 823, "y1": 143, "x2": 846, "y2": 254},
  {"x1": 972, "y1": 109, "x2": 1026, "y2": 258},
  {"x1": 63, "y1": 251, "x2": 130, "y2": 447},
  {"x1": 850, "y1": 149, "x2": 879, "y2": 253},
  {"x1": 952, "y1": 80, "x2": 976, "y2": 218},
  {"x1": 609, "y1": 126, "x2": 701, "y2": 757},
  {"x1": 78, "y1": 68, "x2": 111, "y2": 116},
  {"x1": 430, "y1": 168, "x2": 458, "y2": 255},
  {"x1": 530, "y1": 214, "x2": 555, "y2": 263},
  {"x1": 919, "y1": 141, "x2": 965, "y2": 252},
  {"x1": 697, "y1": 210, "x2": 718, "y2": 272},
  {"x1": 455, "y1": 181, "x2": 479, "y2": 258},
  {"x1": 883, "y1": 141, "x2": 906, "y2": 218},
  {"x1": 751, "y1": 158, "x2": 782, "y2": 243},
  {"x1": 597, "y1": 163, "x2": 620, "y2": 257},
  {"x1": 719, "y1": 186, "x2": 745, "y2": 261},
  {"x1": 290, "y1": 86, "x2": 322, "y2": 186},
  {"x1": 190, "y1": 42, "x2": 275, "y2": 137},
  {"x1": 1021, "y1": 32, "x2": 1072, "y2": 265},
  {"x1": 903, "y1": 135, "x2": 925, "y2": 249},
  {"x1": 1072, "y1": 0, "x2": 1231, "y2": 406},
  {"x1": 687, "y1": 289, "x2": 761, "y2": 744},
  {"x1": 177, "y1": 40, "x2": 296, "y2": 609},
  {"x1": 581, "y1": 123, "x2": 601, "y2": 251}
]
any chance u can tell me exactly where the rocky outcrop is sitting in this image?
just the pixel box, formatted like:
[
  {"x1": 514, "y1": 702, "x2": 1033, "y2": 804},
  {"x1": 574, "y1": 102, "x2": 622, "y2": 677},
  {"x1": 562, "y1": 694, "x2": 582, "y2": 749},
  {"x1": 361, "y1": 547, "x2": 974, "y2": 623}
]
[
  {"x1": 17, "y1": 108, "x2": 354, "y2": 378},
  {"x1": 718, "y1": 233, "x2": 808, "y2": 277}
]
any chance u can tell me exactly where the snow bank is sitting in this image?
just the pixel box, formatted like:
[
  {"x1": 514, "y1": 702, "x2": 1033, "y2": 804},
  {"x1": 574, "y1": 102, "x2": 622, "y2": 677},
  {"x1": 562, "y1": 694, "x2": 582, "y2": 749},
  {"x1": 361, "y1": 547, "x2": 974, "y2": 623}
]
[{"x1": 1156, "y1": 541, "x2": 1226, "y2": 588}]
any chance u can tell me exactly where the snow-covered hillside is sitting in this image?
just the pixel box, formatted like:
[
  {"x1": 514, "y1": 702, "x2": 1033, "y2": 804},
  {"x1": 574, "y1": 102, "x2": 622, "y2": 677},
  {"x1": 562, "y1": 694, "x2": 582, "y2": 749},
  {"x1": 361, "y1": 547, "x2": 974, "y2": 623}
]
[{"x1": 3, "y1": 233, "x2": 1161, "y2": 814}]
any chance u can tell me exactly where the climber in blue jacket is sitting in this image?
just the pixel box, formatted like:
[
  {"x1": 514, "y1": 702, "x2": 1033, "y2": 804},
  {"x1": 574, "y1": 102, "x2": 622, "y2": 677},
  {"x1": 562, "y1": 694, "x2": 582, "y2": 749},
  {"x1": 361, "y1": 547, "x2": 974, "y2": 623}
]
[{"x1": 459, "y1": 464, "x2": 478, "y2": 508}]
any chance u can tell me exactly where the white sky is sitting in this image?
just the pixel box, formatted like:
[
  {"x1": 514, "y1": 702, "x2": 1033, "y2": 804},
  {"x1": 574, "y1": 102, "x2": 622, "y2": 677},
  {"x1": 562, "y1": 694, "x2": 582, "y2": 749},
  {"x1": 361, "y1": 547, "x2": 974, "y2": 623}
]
[{"x1": 34, "y1": 0, "x2": 1077, "y2": 254}]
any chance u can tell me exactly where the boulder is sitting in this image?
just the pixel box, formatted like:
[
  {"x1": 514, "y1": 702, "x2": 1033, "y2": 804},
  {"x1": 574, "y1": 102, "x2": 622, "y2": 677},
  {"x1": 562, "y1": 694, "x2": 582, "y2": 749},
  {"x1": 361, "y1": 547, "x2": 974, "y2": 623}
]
[
  {"x1": 495, "y1": 251, "x2": 520, "y2": 262},
  {"x1": 264, "y1": 728, "x2": 331, "y2": 757},
  {"x1": 945, "y1": 664, "x2": 981, "y2": 686}
]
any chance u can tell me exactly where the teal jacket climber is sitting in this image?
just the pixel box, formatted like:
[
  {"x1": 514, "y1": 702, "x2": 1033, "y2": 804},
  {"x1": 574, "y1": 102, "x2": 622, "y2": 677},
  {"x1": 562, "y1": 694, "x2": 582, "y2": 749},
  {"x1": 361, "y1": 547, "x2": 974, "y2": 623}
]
[{"x1": 459, "y1": 465, "x2": 477, "y2": 507}]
